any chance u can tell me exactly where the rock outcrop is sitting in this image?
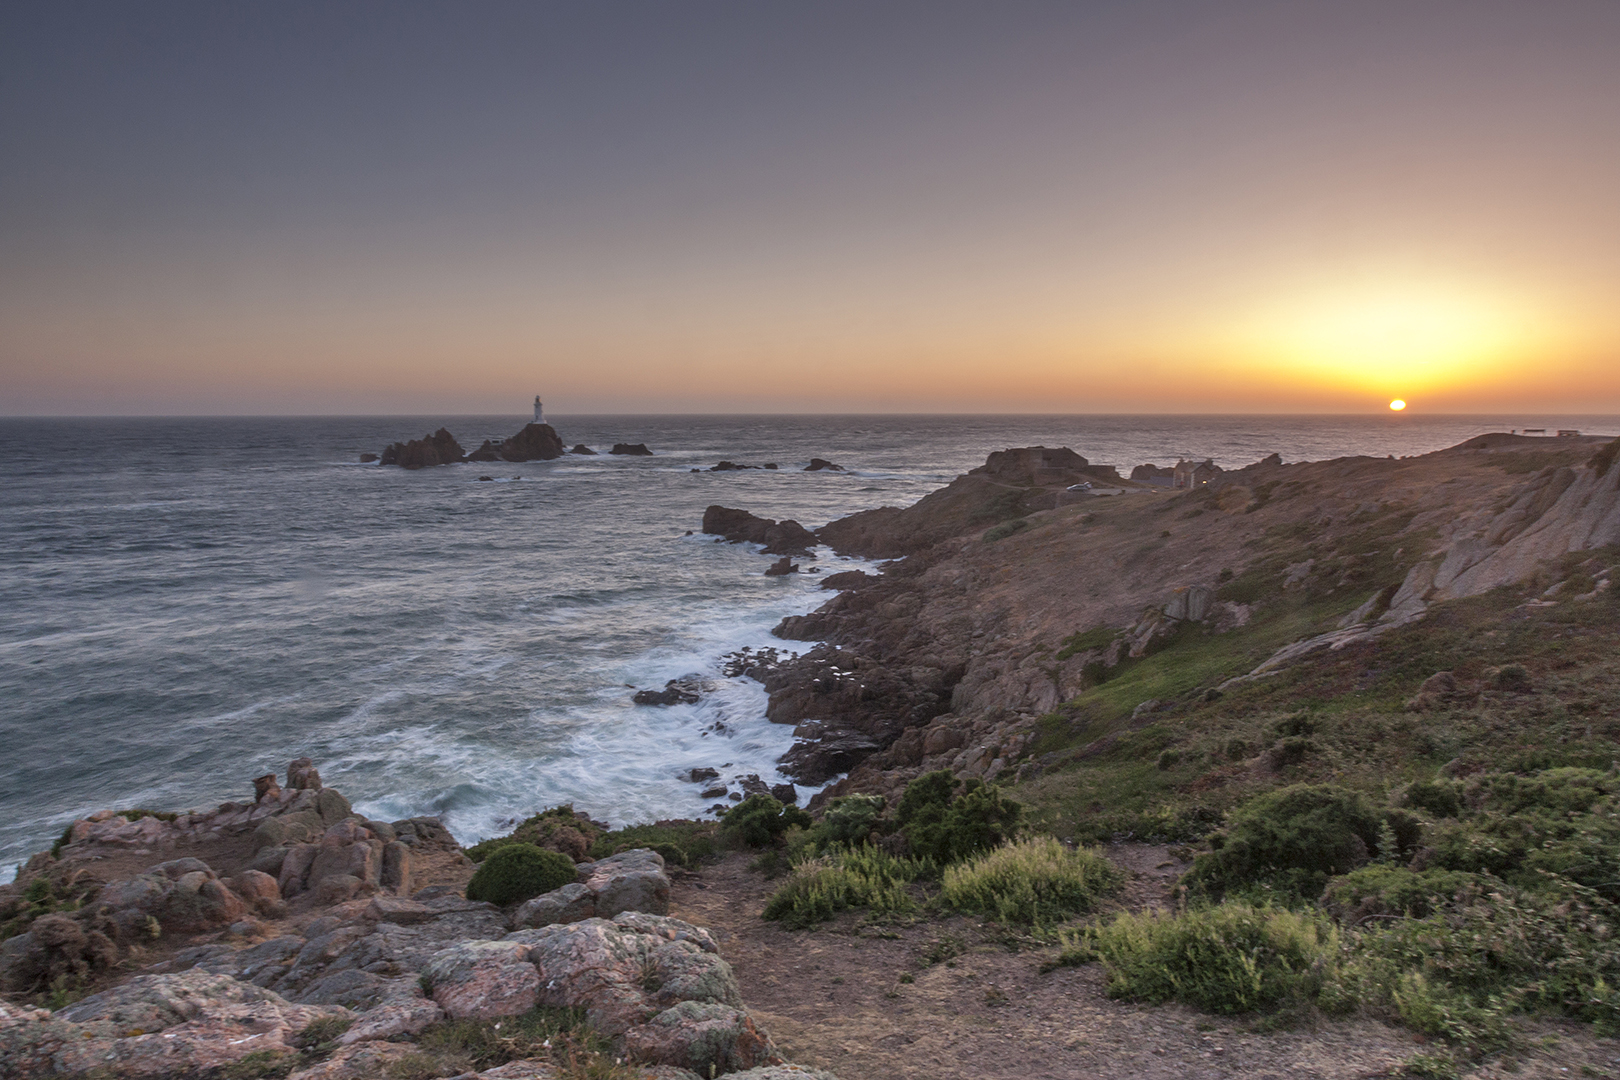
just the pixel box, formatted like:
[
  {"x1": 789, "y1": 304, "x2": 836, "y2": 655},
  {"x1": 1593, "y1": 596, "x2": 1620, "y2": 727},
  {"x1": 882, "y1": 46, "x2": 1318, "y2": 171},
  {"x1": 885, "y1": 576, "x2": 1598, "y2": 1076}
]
[
  {"x1": 702, "y1": 506, "x2": 817, "y2": 557},
  {"x1": 804, "y1": 459, "x2": 844, "y2": 472},
  {"x1": 509, "y1": 849, "x2": 671, "y2": 930},
  {"x1": 379, "y1": 428, "x2": 465, "y2": 469},
  {"x1": 610, "y1": 443, "x2": 654, "y2": 456},
  {"x1": 466, "y1": 423, "x2": 566, "y2": 463}
]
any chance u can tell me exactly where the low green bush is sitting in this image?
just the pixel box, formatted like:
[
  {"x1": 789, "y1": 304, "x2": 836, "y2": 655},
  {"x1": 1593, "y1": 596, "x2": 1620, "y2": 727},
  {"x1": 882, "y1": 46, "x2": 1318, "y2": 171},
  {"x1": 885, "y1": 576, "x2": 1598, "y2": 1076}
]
[
  {"x1": 464, "y1": 805, "x2": 602, "y2": 863},
  {"x1": 805, "y1": 794, "x2": 885, "y2": 849},
  {"x1": 720, "y1": 795, "x2": 812, "y2": 848},
  {"x1": 896, "y1": 771, "x2": 1022, "y2": 865},
  {"x1": 464, "y1": 843, "x2": 578, "y2": 907},
  {"x1": 1063, "y1": 903, "x2": 1339, "y2": 1014},
  {"x1": 1403, "y1": 779, "x2": 1462, "y2": 818},
  {"x1": 587, "y1": 819, "x2": 719, "y2": 865},
  {"x1": 762, "y1": 844, "x2": 932, "y2": 929},
  {"x1": 1186, "y1": 784, "x2": 1385, "y2": 901},
  {"x1": 1321, "y1": 866, "x2": 1484, "y2": 923},
  {"x1": 940, "y1": 836, "x2": 1122, "y2": 926},
  {"x1": 983, "y1": 518, "x2": 1030, "y2": 542}
]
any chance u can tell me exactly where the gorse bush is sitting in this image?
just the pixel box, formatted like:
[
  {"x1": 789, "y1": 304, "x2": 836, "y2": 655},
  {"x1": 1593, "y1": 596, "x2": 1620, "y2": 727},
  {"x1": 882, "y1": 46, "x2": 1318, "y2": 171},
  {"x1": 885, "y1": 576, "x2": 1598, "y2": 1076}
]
[
  {"x1": 896, "y1": 770, "x2": 1022, "y2": 865},
  {"x1": 940, "y1": 836, "x2": 1122, "y2": 926},
  {"x1": 463, "y1": 805, "x2": 602, "y2": 863},
  {"x1": 1064, "y1": 903, "x2": 1339, "y2": 1015},
  {"x1": 761, "y1": 845, "x2": 932, "y2": 929},
  {"x1": 804, "y1": 794, "x2": 885, "y2": 849},
  {"x1": 720, "y1": 795, "x2": 812, "y2": 848},
  {"x1": 1187, "y1": 784, "x2": 1387, "y2": 901},
  {"x1": 465, "y1": 843, "x2": 578, "y2": 907}
]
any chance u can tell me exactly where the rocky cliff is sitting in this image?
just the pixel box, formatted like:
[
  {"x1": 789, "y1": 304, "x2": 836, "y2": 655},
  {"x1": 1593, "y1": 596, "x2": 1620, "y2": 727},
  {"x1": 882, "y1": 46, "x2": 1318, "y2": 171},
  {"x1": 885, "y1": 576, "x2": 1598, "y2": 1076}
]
[{"x1": 749, "y1": 436, "x2": 1620, "y2": 806}]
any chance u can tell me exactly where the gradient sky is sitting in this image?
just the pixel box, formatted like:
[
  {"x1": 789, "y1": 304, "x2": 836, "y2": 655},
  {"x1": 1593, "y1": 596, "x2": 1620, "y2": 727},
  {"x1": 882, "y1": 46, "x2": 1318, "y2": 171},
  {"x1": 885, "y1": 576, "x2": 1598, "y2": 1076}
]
[{"x1": 3, "y1": 1, "x2": 1618, "y2": 415}]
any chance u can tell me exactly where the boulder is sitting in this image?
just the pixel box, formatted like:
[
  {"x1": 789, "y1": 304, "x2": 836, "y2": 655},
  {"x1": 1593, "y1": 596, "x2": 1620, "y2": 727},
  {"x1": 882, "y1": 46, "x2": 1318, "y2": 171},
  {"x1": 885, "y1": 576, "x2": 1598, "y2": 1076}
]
[
  {"x1": 336, "y1": 990, "x2": 445, "y2": 1045},
  {"x1": 421, "y1": 940, "x2": 541, "y2": 1020},
  {"x1": 804, "y1": 459, "x2": 844, "y2": 472},
  {"x1": 624, "y1": 1001, "x2": 778, "y2": 1075},
  {"x1": 358, "y1": 453, "x2": 379, "y2": 464},
  {"x1": 610, "y1": 443, "x2": 655, "y2": 456},
  {"x1": 634, "y1": 679, "x2": 704, "y2": 706},
  {"x1": 378, "y1": 428, "x2": 465, "y2": 469},
  {"x1": 582, "y1": 850, "x2": 670, "y2": 919},
  {"x1": 764, "y1": 557, "x2": 798, "y2": 577},
  {"x1": 283, "y1": 1040, "x2": 424, "y2": 1080},
  {"x1": 288, "y1": 758, "x2": 323, "y2": 791},
  {"x1": 570, "y1": 444, "x2": 598, "y2": 455},
  {"x1": 254, "y1": 773, "x2": 282, "y2": 802},
  {"x1": 510, "y1": 882, "x2": 595, "y2": 929},
  {"x1": 506, "y1": 913, "x2": 737, "y2": 1036}
]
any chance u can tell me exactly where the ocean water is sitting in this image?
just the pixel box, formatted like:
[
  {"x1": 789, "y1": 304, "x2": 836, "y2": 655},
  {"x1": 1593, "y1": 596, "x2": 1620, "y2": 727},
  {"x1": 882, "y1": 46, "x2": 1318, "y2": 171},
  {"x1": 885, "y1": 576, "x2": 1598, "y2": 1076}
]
[{"x1": 3, "y1": 412, "x2": 1616, "y2": 877}]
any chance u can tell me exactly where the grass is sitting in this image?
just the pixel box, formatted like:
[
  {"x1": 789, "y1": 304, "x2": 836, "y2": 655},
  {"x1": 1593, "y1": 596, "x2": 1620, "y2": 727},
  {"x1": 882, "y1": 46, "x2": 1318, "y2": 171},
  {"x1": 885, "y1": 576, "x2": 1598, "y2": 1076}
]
[
  {"x1": 1059, "y1": 903, "x2": 1339, "y2": 1015},
  {"x1": 939, "y1": 836, "x2": 1122, "y2": 926},
  {"x1": 762, "y1": 845, "x2": 934, "y2": 929}
]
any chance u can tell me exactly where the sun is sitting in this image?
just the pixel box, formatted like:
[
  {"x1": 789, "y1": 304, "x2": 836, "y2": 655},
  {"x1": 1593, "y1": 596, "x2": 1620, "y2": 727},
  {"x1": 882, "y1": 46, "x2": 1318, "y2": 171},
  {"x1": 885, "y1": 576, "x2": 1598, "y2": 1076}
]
[{"x1": 1389, "y1": 399, "x2": 1407, "y2": 411}]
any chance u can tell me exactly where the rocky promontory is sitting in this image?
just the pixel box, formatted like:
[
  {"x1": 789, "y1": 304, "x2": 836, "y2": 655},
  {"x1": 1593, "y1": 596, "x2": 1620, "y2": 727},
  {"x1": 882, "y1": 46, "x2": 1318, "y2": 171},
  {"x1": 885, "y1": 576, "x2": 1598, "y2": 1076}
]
[
  {"x1": 725, "y1": 436, "x2": 1620, "y2": 805},
  {"x1": 379, "y1": 428, "x2": 466, "y2": 469},
  {"x1": 466, "y1": 423, "x2": 566, "y2": 463}
]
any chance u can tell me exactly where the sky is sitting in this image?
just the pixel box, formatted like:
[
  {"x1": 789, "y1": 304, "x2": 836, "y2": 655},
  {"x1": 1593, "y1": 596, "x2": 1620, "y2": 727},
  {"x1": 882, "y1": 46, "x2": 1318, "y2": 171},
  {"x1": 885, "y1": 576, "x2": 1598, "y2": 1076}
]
[{"x1": 2, "y1": 1, "x2": 1618, "y2": 415}]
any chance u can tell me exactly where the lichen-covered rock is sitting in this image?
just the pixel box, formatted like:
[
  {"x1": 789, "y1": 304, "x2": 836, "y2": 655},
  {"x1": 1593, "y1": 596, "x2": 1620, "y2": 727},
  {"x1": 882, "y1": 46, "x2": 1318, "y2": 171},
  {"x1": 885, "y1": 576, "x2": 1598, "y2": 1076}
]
[
  {"x1": 336, "y1": 988, "x2": 444, "y2": 1045},
  {"x1": 0, "y1": 972, "x2": 351, "y2": 1079},
  {"x1": 421, "y1": 940, "x2": 540, "y2": 1020},
  {"x1": 284, "y1": 1040, "x2": 423, "y2": 1080},
  {"x1": 623, "y1": 1001, "x2": 778, "y2": 1075},
  {"x1": 510, "y1": 881, "x2": 596, "y2": 929},
  {"x1": 581, "y1": 848, "x2": 670, "y2": 918},
  {"x1": 727, "y1": 1066, "x2": 840, "y2": 1080}
]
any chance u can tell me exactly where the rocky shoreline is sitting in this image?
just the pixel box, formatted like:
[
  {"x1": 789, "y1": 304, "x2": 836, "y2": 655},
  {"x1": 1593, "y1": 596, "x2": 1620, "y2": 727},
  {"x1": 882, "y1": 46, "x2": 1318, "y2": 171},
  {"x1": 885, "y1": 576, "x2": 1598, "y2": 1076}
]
[{"x1": 0, "y1": 760, "x2": 834, "y2": 1080}]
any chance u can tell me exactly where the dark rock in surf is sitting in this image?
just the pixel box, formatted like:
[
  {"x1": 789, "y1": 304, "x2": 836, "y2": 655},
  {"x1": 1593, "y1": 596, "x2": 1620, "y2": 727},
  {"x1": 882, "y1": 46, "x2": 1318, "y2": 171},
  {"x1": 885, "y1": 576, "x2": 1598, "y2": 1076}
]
[
  {"x1": 701, "y1": 506, "x2": 817, "y2": 556},
  {"x1": 633, "y1": 678, "x2": 705, "y2": 706},
  {"x1": 379, "y1": 428, "x2": 465, "y2": 469},
  {"x1": 610, "y1": 443, "x2": 654, "y2": 456},
  {"x1": 466, "y1": 423, "x2": 565, "y2": 463},
  {"x1": 570, "y1": 444, "x2": 598, "y2": 455},
  {"x1": 819, "y1": 570, "x2": 875, "y2": 591},
  {"x1": 358, "y1": 453, "x2": 379, "y2": 463},
  {"x1": 804, "y1": 459, "x2": 844, "y2": 472},
  {"x1": 764, "y1": 557, "x2": 799, "y2": 577}
]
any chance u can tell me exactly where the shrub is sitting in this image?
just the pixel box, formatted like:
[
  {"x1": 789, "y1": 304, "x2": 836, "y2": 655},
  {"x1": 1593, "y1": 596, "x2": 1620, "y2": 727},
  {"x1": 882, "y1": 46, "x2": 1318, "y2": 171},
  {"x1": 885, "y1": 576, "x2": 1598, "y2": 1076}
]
[
  {"x1": 720, "y1": 795, "x2": 812, "y2": 848},
  {"x1": 940, "y1": 837, "x2": 1122, "y2": 926},
  {"x1": 762, "y1": 845, "x2": 931, "y2": 929},
  {"x1": 1321, "y1": 866, "x2": 1484, "y2": 923},
  {"x1": 465, "y1": 843, "x2": 578, "y2": 907},
  {"x1": 1064, "y1": 903, "x2": 1339, "y2": 1014},
  {"x1": 1404, "y1": 779, "x2": 1462, "y2": 818},
  {"x1": 464, "y1": 805, "x2": 602, "y2": 863},
  {"x1": 1186, "y1": 784, "x2": 1383, "y2": 901},
  {"x1": 896, "y1": 771, "x2": 1022, "y2": 865},
  {"x1": 805, "y1": 794, "x2": 885, "y2": 849},
  {"x1": 587, "y1": 819, "x2": 718, "y2": 865},
  {"x1": 983, "y1": 518, "x2": 1030, "y2": 542},
  {"x1": 1488, "y1": 664, "x2": 1532, "y2": 692}
]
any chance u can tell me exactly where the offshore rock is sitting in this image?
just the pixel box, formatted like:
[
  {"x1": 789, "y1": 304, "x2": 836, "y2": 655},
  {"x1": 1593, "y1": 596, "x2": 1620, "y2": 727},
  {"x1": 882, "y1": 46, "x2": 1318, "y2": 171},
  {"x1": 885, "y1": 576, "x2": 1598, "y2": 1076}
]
[
  {"x1": 610, "y1": 443, "x2": 655, "y2": 456},
  {"x1": 467, "y1": 423, "x2": 565, "y2": 463},
  {"x1": 701, "y1": 506, "x2": 817, "y2": 557},
  {"x1": 379, "y1": 428, "x2": 465, "y2": 469}
]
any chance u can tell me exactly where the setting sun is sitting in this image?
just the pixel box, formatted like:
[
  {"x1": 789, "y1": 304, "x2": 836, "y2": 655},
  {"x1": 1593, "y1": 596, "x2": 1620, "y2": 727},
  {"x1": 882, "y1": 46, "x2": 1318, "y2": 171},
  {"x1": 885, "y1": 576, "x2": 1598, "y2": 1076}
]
[{"x1": 1390, "y1": 399, "x2": 1407, "y2": 411}]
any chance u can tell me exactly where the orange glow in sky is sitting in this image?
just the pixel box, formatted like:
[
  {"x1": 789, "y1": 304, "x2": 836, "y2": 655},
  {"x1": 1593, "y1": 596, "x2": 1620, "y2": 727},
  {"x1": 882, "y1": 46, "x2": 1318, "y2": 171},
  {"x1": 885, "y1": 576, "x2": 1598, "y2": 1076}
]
[{"x1": 2, "y1": 3, "x2": 1618, "y2": 415}]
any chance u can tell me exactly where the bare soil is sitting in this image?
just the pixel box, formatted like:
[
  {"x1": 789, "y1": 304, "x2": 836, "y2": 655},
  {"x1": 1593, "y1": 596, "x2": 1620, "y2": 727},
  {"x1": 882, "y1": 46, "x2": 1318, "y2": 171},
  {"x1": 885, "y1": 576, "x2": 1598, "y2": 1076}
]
[{"x1": 670, "y1": 849, "x2": 1620, "y2": 1080}]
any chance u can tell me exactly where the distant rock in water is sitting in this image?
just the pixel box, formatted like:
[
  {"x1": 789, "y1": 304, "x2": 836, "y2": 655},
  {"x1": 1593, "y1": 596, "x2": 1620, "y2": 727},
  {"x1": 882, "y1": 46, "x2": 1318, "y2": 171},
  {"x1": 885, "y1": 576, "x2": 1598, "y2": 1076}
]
[
  {"x1": 709, "y1": 461, "x2": 778, "y2": 471},
  {"x1": 805, "y1": 458, "x2": 844, "y2": 472},
  {"x1": 764, "y1": 557, "x2": 799, "y2": 576},
  {"x1": 610, "y1": 443, "x2": 654, "y2": 456},
  {"x1": 358, "y1": 453, "x2": 378, "y2": 464},
  {"x1": 466, "y1": 422, "x2": 565, "y2": 463},
  {"x1": 569, "y1": 444, "x2": 597, "y2": 455},
  {"x1": 379, "y1": 428, "x2": 465, "y2": 469},
  {"x1": 702, "y1": 505, "x2": 817, "y2": 556}
]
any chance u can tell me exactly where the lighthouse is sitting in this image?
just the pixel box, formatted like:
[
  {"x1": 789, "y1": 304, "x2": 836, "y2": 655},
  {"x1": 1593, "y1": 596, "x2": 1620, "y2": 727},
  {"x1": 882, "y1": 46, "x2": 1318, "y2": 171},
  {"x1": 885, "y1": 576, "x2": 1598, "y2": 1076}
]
[{"x1": 533, "y1": 396, "x2": 544, "y2": 425}]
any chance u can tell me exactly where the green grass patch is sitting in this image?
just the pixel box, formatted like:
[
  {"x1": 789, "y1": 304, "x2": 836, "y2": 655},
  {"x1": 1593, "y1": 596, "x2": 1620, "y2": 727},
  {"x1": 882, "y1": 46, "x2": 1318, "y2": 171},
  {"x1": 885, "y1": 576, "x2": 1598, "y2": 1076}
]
[
  {"x1": 762, "y1": 845, "x2": 933, "y2": 929},
  {"x1": 586, "y1": 819, "x2": 719, "y2": 867},
  {"x1": 939, "y1": 836, "x2": 1122, "y2": 926},
  {"x1": 1057, "y1": 626, "x2": 1118, "y2": 660},
  {"x1": 1060, "y1": 903, "x2": 1339, "y2": 1015}
]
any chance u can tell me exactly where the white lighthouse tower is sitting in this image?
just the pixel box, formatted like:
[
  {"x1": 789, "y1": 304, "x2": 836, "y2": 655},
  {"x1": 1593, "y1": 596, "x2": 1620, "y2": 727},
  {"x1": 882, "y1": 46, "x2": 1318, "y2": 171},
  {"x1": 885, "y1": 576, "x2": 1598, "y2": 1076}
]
[{"x1": 533, "y1": 396, "x2": 544, "y2": 425}]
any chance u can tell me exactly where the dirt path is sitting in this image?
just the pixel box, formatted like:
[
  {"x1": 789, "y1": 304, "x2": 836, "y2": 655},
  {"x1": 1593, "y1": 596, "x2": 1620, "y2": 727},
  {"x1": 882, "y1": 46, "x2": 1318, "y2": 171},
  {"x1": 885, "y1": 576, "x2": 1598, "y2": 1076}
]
[{"x1": 670, "y1": 848, "x2": 1620, "y2": 1080}]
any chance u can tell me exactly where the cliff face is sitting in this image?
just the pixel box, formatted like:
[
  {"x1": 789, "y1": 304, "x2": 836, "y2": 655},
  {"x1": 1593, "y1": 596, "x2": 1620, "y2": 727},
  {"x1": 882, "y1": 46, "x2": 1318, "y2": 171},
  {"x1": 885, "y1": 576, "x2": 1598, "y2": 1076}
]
[{"x1": 763, "y1": 436, "x2": 1620, "y2": 804}]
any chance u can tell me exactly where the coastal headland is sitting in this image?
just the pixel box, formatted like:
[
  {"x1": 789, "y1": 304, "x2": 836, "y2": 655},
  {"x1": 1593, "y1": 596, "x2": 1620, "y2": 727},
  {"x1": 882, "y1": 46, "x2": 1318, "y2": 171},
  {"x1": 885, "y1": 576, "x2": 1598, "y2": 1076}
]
[{"x1": 6, "y1": 430, "x2": 1620, "y2": 1079}]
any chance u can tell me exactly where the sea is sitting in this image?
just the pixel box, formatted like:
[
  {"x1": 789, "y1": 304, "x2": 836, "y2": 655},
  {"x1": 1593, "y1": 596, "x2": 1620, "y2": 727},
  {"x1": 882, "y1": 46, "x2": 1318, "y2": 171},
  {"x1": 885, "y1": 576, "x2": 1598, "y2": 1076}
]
[{"x1": 3, "y1": 413, "x2": 1616, "y2": 879}]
